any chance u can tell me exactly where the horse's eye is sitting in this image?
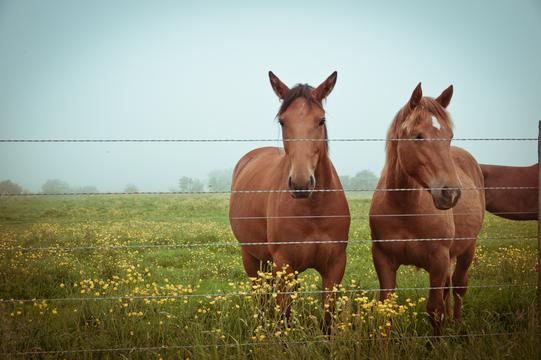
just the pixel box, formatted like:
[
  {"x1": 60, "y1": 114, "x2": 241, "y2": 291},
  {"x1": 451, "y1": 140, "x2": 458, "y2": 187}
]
[
  {"x1": 278, "y1": 119, "x2": 284, "y2": 127},
  {"x1": 415, "y1": 133, "x2": 424, "y2": 141},
  {"x1": 319, "y1": 117, "x2": 326, "y2": 126}
]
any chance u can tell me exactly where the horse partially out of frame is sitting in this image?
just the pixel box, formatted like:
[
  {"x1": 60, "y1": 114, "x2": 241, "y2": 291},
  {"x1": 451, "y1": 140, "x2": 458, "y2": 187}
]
[
  {"x1": 229, "y1": 71, "x2": 350, "y2": 331},
  {"x1": 369, "y1": 83, "x2": 485, "y2": 335},
  {"x1": 480, "y1": 163, "x2": 538, "y2": 220}
]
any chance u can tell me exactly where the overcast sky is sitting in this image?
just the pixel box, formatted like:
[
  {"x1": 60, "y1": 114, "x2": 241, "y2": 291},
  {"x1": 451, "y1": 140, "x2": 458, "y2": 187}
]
[{"x1": 1, "y1": 0, "x2": 540, "y2": 191}]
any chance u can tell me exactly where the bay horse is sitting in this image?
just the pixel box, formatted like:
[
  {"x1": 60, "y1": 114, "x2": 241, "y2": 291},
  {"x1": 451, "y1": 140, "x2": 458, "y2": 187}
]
[
  {"x1": 369, "y1": 83, "x2": 485, "y2": 335},
  {"x1": 229, "y1": 71, "x2": 350, "y2": 331},
  {"x1": 480, "y1": 163, "x2": 538, "y2": 220}
]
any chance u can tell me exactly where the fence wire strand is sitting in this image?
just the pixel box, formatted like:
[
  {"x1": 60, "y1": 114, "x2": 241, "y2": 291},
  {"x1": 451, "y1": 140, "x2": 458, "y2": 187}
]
[
  {"x1": 0, "y1": 211, "x2": 537, "y2": 226},
  {"x1": 1, "y1": 332, "x2": 529, "y2": 356},
  {"x1": 1, "y1": 235, "x2": 535, "y2": 253},
  {"x1": 0, "y1": 283, "x2": 532, "y2": 304},
  {"x1": 0, "y1": 186, "x2": 536, "y2": 197},
  {"x1": 0, "y1": 137, "x2": 537, "y2": 143}
]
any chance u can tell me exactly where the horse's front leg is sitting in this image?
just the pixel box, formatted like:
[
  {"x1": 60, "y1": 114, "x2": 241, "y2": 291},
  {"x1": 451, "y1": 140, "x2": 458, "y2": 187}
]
[
  {"x1": 272, "y1": 256, "x2": 296, "y2": 325},
  {"x1": 320, "y1": 250, "x2": 346, "y2": 335},
  {"x1": 452, "y1": 246, "x2": 475, "y2": 320},
  {"x1": 372, "y1": 244, "x2": 398, "y2": 302},
  {"x1": 427, "y1": 249, "x2": 451, "y2": 336}
]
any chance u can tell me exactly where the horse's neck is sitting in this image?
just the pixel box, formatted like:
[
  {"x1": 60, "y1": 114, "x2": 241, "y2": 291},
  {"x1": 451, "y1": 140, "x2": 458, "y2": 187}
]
[
  {"x1": 314, "y1": 154, "x2": 335, "y2": 190},
  {"x1": 383, "y1": 157, "x2": 422, "y2": 209}
]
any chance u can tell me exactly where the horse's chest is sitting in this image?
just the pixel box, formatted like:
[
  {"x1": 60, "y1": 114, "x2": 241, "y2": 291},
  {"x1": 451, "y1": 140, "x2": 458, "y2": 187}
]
[
  {"x1": 372, "y1": 215, "x2": 455, "y2": 265},
  {"x1": 267, "y1": 218, "x2": 344, "y2": 240}
]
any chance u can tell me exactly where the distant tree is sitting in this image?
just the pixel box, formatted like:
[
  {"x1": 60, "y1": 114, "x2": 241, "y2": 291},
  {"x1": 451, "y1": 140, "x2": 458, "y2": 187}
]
[
  {"x1": 74, "y1": 185, "x2": 99, "y2": 193},
  {"x1": 124, "y1": 184, "x2": 139, "y2": 193},
  {"x1": 349, "y1": 170, "x2": 379, "y2": 190},
  {"x1": 42, "y1": 179, "x2": 71, "y2": 194},
  {"x1": 207, "y1": 169, "x2": 233, "y2": 192},
  {"x1": 179, "y1": 177, "x2": 204, "y2": 192},
  {"x1": 339, "y1": 170, "x2": 379, "y2": 191},
  {"x1": 0, "y1": 180, "x2": 23, "y2": 195}
]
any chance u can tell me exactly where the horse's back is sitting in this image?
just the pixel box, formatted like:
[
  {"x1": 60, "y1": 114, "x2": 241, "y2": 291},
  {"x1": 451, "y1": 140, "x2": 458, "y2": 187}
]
[
  {"x1": 480, "y1": 163, "x2": 538, "y2": 220},
  {"x1": 451, "y1": 146, "x2": 484, "y2": 189},
  {"x1": 450, "y1": 147, "x2": 485, "y2": 254},
  {"x1": 232, "y1": 147, "x2": 282, "y2": 187}
]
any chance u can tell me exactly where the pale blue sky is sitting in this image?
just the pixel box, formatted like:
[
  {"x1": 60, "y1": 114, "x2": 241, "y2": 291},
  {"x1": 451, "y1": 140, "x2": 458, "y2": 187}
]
[{"x1": 1, "y1": 0, "x2": 540, "y2": 191}]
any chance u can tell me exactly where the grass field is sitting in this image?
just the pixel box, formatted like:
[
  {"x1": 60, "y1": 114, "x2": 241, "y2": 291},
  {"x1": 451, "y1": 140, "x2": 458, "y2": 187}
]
[{"x1": 0, "y1": 194, "x2": 539, "y2": 359}]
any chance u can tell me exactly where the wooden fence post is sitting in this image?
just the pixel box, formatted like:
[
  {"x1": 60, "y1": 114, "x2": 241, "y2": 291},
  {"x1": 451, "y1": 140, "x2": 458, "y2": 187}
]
[{"x1": 538, "y1": 120, "x2": 541, "y2": 329}]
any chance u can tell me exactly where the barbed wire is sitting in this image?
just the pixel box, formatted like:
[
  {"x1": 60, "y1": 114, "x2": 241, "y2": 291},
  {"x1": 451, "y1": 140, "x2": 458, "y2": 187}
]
[
  {"x1": 0, "y1": 283, "x2": 532, "y2": 304},
  {"x1": 0, "y1": 186, "x2": 536, "y2": 197},
  {"x1": 1, "y1": 332, "x2": 528, "y2": 356},
  {"x1": 0, "y1": 137, "x2": 536, "y2": 143},
  {"x1": 1, "y1": 235, "x2": 535, "y2": 253},
  {"x1": 0, "y1": 210, "x2": 536, "y2": 226}
]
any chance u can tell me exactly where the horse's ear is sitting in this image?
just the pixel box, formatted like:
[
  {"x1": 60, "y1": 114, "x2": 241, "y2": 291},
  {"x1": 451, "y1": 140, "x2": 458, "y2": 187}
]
[
  {"x1": 269, "y1": 71, "x2": 290, "y2": 100},
  {"x1": 312, "y1": 71, "x2": 337, "y2": 102},
  {"x1": 409, "y1": 82, "x2": 422, "y2": 110},
  {"x1": 436, "y1": 85, "x2": 453, "y2": 108}
]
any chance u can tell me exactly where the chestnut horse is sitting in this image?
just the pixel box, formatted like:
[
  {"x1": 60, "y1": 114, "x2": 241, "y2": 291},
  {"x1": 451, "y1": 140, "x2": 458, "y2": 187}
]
[
  {"x1": 369, "y1": 83, "x2": 485, "y2": 335},
  {"x1": 229, "y1": 71, "x2": 350, "y2": 330},
  {"x1": 480, "y1": 163, "x2": 538, "y2": 220}
]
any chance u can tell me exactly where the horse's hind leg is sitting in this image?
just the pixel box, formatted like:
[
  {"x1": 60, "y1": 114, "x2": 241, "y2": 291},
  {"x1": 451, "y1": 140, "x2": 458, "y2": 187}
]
[
  {"x1": 452, "y1": 246, "x2": 475, "y2": 320},
  {"x1": 242, "y1": 250, "x2": 271, "y2": 307},
  {"x1": 241, "y1": 249, "x2": 263, "y2": 278}
]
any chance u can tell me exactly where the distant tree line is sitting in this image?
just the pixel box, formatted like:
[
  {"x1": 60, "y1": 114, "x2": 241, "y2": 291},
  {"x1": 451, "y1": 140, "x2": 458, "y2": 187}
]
[
  {"x1": 0, "y1": 169, "x2": 379, "y2": 196},
  {"x1": 178, "y1": 169, "x2": 233, "y2": 192},
  {"x1": 41, "y1": 179, "x2": 99, "y2": 194},
  {"x1": 177, "y1": 169, "x2": 378, "y2": 193}
]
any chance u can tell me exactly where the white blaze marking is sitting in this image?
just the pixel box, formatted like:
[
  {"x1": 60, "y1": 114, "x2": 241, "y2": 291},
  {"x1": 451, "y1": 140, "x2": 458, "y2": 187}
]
[{"x1": 431, "y1": 116, "x2": 442, "y2": 130}]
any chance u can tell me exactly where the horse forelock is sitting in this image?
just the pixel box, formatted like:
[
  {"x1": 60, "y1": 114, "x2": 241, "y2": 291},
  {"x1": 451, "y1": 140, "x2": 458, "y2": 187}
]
[
  {"x1": 277, "y1": 83, "x2": 329, "y2": 153},
  {"x1": 383, "y1": 97, "x2": 454, "y2": 187},
  {"x1": 277, "y1": 84, "x2": 323, "y2": 116}
]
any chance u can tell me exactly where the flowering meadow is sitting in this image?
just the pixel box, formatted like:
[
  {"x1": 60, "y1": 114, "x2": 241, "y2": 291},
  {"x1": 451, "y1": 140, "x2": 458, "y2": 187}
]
[{"x1": 0, "y1": 195, "x2": 538, "y2": 359}]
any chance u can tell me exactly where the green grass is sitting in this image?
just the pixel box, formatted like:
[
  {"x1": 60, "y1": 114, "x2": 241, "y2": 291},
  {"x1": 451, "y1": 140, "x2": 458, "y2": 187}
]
[{"x1": 0, "y1": 195, "x2": 539, "y2": 359}]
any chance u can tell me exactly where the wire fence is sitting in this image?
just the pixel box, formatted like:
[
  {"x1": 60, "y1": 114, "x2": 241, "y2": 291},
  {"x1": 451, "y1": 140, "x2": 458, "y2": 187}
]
[{"x1": 0, "y1": 134, "x2": 538, "y2": 355}]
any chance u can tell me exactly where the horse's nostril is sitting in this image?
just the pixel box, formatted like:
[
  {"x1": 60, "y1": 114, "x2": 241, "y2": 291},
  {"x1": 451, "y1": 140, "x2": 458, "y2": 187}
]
[
  {"x1": 441, "y1": 186, "x2": 453, "y2": 198},
  {"x1": 309, "y1": 175, "x2": 315, "y2": 188},
  {"x1": 288, "y1": 176, "x2": 293, "y2": 189}
]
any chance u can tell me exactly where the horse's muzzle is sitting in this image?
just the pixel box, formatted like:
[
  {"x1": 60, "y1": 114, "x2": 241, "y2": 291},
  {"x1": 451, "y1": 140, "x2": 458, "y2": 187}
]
[
  {"x1": 288, "y1": 175, "x2": 315, "y2": 199},
  {"x1": 430, "y1": 186, "x2": 461, "y2": 210}
]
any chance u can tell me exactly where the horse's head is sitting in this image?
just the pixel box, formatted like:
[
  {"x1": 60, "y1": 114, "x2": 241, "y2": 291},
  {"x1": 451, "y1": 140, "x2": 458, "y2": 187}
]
[
  {"x1": 268, "y1": 71, "x2": 337, "y2": 199},
  {"x1": 396, "y1": 83, "x2": 461, "y2": 210}
]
